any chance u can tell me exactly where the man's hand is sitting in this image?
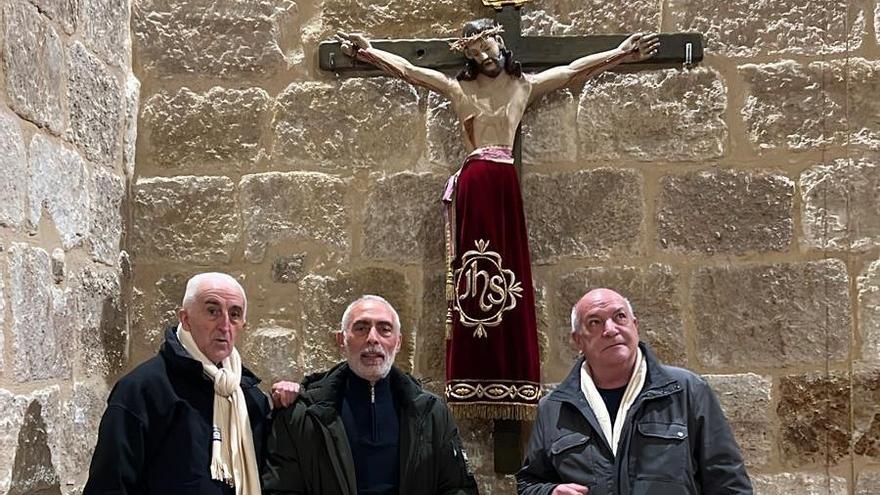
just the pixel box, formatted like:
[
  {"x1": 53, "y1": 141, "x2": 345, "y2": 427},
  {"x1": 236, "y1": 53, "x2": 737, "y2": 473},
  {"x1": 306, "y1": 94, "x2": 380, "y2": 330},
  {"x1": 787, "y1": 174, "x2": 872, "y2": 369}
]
[
  {"x1": 552, "y1": 483, "x2": 589, "y2": 495},
  {"x1": 335, "y1": 32, "x2": 371, "y2": 58},
  {"x1": 618, "y1": 32, "x2": 660, "y2": 62},
  {"x1": 270, "y1": 381, "x2": 301, "y2": 408}
]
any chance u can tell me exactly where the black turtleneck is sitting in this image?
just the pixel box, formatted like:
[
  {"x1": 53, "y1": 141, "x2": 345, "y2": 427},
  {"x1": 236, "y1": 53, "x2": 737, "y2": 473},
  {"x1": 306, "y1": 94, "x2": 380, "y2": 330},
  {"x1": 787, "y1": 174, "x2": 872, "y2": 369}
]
[
  {"x1": 340, "y1": 373, "x2": 400, "y2": 495},
  {"x1": 597, "y1": 385, "x2": 627, "y2": 427}
]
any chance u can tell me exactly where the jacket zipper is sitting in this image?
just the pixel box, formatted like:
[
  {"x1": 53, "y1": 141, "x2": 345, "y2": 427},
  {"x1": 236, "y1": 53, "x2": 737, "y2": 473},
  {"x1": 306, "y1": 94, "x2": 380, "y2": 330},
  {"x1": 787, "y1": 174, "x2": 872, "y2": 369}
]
[{"x1": 370, "y1": 383, "x2": 377, "y2": 441}]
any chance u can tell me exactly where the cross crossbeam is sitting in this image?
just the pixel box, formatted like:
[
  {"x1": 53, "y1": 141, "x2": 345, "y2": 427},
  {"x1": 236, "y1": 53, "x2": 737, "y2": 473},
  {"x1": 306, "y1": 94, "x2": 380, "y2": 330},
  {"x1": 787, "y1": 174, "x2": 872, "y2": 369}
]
[{"x1": 319, "y1": 32, "x2": 702, "y2": 74}]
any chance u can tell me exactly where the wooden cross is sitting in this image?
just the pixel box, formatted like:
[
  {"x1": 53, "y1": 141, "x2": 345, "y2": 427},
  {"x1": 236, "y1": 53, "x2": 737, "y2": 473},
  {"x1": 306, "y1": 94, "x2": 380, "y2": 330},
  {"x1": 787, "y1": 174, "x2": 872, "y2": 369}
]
[
  {"x1": 320, "y1": 2, "x2": 703, "y2": 178},
  {"x1": 319, "y1": 0, "x2": 703, "y2": 474}
]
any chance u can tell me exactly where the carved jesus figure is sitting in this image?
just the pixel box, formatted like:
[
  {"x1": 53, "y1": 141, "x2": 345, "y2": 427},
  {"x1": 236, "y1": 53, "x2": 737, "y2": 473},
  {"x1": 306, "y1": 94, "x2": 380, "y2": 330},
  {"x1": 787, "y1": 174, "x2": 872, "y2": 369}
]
[{"x1": 337, "y1": 21, "x2": 659, "y2": 421}]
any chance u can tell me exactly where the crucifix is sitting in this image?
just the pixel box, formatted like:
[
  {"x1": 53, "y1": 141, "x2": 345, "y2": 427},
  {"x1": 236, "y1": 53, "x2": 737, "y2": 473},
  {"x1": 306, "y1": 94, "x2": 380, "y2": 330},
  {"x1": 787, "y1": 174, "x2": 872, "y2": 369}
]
[{"x1": 319, "y1": 0, "x2": 703, "y2": 474}]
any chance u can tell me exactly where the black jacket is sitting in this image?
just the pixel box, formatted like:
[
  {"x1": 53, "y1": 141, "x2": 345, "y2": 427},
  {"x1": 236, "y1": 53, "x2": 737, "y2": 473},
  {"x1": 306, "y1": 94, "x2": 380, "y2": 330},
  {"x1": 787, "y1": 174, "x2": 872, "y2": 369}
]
[
  {"x1": 262, "y1": 362, "x2": 479, "y2": 495},
  {"x1": 83, "y1": 327, "x2": 272, "y2": 495},
  {"x1": 517, "y1": 343, "x2": 752, "y2": 495}
]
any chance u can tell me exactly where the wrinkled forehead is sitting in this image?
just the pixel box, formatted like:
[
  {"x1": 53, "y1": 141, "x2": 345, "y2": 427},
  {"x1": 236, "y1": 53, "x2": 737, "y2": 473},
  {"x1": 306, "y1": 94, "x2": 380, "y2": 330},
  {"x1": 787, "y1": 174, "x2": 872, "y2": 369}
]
[
  {"x1": 580, "y1": 290, "x2": 628, "y2": 316},
  {"x1": 196, "y1": 280, "x2": 245, "y2": 307},
  {"x1": 349, "y1": 300, "x2": 395, "y2": 325}
]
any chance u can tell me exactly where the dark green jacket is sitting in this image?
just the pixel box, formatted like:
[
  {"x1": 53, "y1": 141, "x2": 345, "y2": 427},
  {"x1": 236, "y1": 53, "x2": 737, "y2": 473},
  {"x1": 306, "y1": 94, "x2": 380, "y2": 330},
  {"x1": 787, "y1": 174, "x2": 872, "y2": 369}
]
[{"x1": 262, "y1": 362, "x2": 478, "y2": 495}]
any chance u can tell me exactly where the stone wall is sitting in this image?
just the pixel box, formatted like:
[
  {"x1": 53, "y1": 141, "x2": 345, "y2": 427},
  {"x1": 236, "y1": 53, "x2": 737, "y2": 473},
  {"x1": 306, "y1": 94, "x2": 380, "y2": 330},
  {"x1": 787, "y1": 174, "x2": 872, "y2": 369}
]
[
  {"x1": 2, "y1": 0, "x2": 874, "y2": 493},
  {"x1": 0, "y1": 0, "x2": 135, "y2": 492}
]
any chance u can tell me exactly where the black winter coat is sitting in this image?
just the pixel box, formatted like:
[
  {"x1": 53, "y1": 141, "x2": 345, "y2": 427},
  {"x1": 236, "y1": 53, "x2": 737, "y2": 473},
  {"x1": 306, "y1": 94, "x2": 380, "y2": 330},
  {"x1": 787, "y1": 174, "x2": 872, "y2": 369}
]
[
  {"x1": 517, "y1": 343, "x2": 752, "y2": 495},
  {"x1": 262, "y1": 362, "x2": 479, "y2": 495},
  {"x1": 83, "y1": 327, "x2": 272, "y2": 495}
]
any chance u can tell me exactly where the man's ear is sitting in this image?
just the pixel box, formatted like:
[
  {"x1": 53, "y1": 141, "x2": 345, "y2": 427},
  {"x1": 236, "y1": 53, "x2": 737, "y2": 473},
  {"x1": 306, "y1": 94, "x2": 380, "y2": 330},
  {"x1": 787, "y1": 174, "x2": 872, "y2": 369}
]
[
  {"x1": 335, "y1": 331, "x2": 345, "y2": 350},
  {"x1": 178, "y1": 307, "x2": 189, "y2": 330}
]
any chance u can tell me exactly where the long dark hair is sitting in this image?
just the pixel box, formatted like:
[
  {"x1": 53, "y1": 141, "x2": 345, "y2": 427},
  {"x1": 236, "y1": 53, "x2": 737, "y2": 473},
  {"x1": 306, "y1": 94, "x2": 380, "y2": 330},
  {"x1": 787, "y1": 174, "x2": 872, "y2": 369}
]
[{"x1": 455, "y1": 19, "x2": 522, "y2": 81}]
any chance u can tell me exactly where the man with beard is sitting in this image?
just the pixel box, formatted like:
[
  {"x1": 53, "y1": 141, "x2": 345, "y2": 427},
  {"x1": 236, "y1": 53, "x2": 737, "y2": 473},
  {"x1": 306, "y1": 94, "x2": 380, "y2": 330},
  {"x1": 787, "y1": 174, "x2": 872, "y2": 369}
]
[
  {"x1": 335, "y1": 22, "x2": 659, "y2": 420},
  {"x1": 516, "y1": 289, "x2": 752, "y2": 494},
  {"x1": 262, "y1": 295, "x2": 478, "y2": 495}
]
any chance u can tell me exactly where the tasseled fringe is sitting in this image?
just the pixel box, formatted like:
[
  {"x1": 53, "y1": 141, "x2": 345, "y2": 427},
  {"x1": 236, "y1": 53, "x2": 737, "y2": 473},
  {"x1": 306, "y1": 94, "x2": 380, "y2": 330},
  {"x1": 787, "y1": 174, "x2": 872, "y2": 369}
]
[
  {"x1": 448, "y1": 402, "x2": 537, "y2": 421},
  {"x1": 210, "y1": 426, "x2": 233, "y2": 487}
]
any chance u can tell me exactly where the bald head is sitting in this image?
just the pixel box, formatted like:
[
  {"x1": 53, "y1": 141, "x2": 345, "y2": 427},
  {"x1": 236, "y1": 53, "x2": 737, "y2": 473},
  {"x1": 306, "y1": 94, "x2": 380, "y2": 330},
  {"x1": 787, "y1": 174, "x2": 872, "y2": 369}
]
[
  {"x1": 571, "y1": 288, "x2": 634, "y2": 334},
  {"x1": 182, "y1": 272, "x2": 247, "y2": 320}
]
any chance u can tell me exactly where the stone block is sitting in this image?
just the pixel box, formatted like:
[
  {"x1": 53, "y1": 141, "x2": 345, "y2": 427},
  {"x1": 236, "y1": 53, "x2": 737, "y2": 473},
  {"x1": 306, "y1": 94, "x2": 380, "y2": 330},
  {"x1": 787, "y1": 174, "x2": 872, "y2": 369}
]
[
  {"x1": 417, "y1": 271, "x2": 446, "y2": 386},
  {"x1": 74, "y1": 267, "x2": 126, "y2": 378},
  {"x1": 81, "y1": 0, "x2": 130, "y2": 68},
  {"x1": 133, "y1": 0, "x2": 294, "y2": 78},
  {"x1": 853, "y1": 370, "x2": 880, "y2": 459},
  {"x1": 241, "y1": 324, "x2": 303, "y2": 385},
  {"x1": 9, "y1": 244, "x2": 73, "y2": 382},
  {"x1": 132, "y1": 176, "x2": 239, "y2": 264},
  {"x1": 577, "y1": 68, "x2": 726, "y2": 162},
  {"x1": 425, "y1": 92, "x2": 467, "y2": 168},
  {"x1": 7, "y1": 400, "x2": 61, "y2": 494},
  {"x1": 521, "y1": 0, "x2": 659, "y2": 36},
  {"x1": 523, "y1": 169, "x2": 643, "y2": 262},
  {"x1": 751, "y1": 473, "x2": 847, "y2": 495},
  {"x1": 272, "y1": 79, "x2": 422, "y2": 171},
  {"x1": 521, "y1": 89, "x2": 577, "y2": 166},
  {"x1": 704, "y1": 374, "x2": 772, "y2": 467},
  {"x1": 67, "y1": 42, "x2": 123, "y2": 167},
  {"x1": 859, "y1": 260, "x2": 880, "y2": 364},
  {"x1": 857, "y1": 472, "x2": 880, "y2": 495},
  {"x1": 298, "y1": 268, "x2": 414, "y2": 374},
  {"x1": 271, "y1": 254, "x2": 306, "y2": 284},
  {"x1": 0, "y1": 110, "x2": 27, "y2": 228},
  {"x1": 130, "y1": 269, "x2": 198, "y2": 352},
  {"x1": 0, "y1": 260, "x2": 5, "y2": 372},
  {"x1": 321, "y1": 0, "x2": 483, "y2": 38},
  {"x1": 0, "y1": 390, "x2": 28, "y2": 494},
  {"x1": 58, "y1": 382, "x2": 107, "y2": 485},
  {"x1": 692, "y1": 260, "x2": 850, "y2": 369},
  {"x1": 777, "y1": 372, "x2": 850, "y2": 466},
  {"x1": 741, "y1": 59, "x2": 880, "y2": 151},
  {"x1": 123, "y1": 75, "x2": 140, "y2": 179},
  {"x1": 455, "y1": 418, "x2": 517, "y2": 495},
  {"x1": 28, "y1": 0, "x2": 77, "y2": 34},
  {"x1": 657, "y1": 169, "x2": 794, "y2": 255},
  {"x1": 89, "y1": 168, "x2": 124, "y2": 265},
  {"x1": 361, "y1": 172, "x2": 446, "y2": 264},
  {"x1": 557, "y1": 264, "x2": 684, "y2": 368},
  {"x1": 3, "y1": 0, "x2": 64, "y2": 133},
  {"x1": 239, "y1": 172, "x2": 348, "y2": 263},
  {"x1": 668, "y1": 0, "x2": 863, "y2": 57},
  {"x1": 801, "y1": 156, "x2": 880, "y2": 251},
  {"x1": 141, "y1": 87, "x2": 271, "y2": 173},
  {"x1": 28, "y1": 134, "x2": 90, "y2": 250}
]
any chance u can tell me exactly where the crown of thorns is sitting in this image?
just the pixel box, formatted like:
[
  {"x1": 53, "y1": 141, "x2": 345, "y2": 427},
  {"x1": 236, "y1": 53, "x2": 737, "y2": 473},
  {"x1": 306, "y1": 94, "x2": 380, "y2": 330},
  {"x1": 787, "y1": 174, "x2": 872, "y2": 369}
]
[{"x1": 448, "y1": 25, "x2": 505, "y2": 52}]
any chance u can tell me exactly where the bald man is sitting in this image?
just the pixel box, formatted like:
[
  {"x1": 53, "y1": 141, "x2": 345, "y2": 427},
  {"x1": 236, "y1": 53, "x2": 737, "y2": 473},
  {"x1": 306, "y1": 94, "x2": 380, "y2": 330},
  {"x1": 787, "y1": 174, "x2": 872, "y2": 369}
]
[
  {"x1": 517, "y1": 288, "x2": 752, "y2": 495},
  {"x1": 85, "y1": 272, "x2": 297, "y2": 495}
]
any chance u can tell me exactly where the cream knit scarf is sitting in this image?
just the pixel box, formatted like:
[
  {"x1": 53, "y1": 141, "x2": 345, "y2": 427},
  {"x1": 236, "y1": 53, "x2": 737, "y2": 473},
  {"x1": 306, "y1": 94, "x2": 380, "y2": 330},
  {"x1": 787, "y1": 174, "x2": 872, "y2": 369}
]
[
  {"x1": 176, "y1": 324, "x2": 261, "y2": 495},
  {"x1": 580, "y1": 347, "x2": 647, "y2": 456}
]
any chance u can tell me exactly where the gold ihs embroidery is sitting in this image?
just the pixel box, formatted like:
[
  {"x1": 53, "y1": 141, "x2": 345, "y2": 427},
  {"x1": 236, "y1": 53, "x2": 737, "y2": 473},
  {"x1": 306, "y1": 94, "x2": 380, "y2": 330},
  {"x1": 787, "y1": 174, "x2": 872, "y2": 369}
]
[{"x1": 453, "y1": 239, "x2": 523, "y2": 338}]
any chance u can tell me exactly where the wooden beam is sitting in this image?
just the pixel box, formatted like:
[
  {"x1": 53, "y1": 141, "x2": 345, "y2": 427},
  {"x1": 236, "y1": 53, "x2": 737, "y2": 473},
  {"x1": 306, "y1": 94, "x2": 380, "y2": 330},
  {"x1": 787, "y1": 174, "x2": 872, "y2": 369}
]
[{"x1": 318, "y1": 33, "x2": 703, "y2": 75}]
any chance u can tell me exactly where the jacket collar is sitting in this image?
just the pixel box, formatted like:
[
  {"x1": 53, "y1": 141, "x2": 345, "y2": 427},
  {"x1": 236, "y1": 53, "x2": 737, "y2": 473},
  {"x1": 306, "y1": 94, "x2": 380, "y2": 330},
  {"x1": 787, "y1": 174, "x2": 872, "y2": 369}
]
[
  {"x1": 159, "y1": 325, "x2": 261, "y2": 388},
  {"x1": 302, "y1": 362, "x2": 427, "y2": 426},
  {"x1": 548, "y1": 342, "x2": 679, "y2": 405}
]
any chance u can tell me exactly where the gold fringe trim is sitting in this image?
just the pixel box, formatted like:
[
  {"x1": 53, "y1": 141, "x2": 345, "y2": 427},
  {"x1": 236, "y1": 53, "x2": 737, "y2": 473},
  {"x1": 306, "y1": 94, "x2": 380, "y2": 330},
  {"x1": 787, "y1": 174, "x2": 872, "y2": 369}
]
[{"x1": 448, "y1": 402, "x2": 537, "y2": 421}]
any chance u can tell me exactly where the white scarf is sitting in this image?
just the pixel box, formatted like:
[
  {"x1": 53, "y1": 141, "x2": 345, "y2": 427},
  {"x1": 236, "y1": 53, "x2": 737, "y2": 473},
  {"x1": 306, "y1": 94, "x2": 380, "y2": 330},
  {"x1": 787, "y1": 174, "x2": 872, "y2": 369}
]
[
  {"x1": 580, "y1": 347, "x2": 647, "y2": 456},
  {"x1": 176, "y1": 324, "x2": 261, "y2": 495}
]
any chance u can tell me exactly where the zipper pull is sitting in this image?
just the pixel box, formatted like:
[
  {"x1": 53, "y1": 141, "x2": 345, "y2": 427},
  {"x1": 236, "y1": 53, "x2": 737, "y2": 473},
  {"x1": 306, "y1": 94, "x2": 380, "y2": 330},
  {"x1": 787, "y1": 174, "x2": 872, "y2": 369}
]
[{"x1": 371, "y1": 383, "x2": 375, "y2": 404}]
